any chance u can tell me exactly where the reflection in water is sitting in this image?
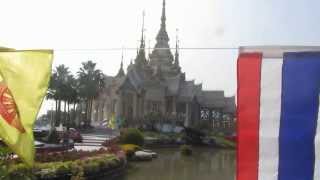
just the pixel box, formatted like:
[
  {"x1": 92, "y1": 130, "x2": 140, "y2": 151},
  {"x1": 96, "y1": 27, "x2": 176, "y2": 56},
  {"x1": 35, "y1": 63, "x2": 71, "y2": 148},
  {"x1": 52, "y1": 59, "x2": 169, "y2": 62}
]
[{"x1": 113, "y1": 148, "x2": 235, "y2": 180}]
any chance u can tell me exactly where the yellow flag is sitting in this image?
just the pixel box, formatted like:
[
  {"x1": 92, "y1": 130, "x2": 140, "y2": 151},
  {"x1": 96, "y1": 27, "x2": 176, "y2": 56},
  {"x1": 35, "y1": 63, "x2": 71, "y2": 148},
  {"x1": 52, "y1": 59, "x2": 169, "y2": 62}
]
[
  {"x1": 109, "y1": 113, "x2": 116, "y2": 129},
  {"x1": 0, "y1": 49, "x2": 53, "y2": 166}
]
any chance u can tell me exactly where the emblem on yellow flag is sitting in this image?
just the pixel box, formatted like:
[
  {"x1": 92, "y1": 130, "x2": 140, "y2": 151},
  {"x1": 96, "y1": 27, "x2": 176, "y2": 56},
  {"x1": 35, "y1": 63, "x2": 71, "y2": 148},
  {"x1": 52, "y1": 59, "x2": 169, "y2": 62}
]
[{"x1": 0, "y1": 82, "x2": 25, "y2": 133}]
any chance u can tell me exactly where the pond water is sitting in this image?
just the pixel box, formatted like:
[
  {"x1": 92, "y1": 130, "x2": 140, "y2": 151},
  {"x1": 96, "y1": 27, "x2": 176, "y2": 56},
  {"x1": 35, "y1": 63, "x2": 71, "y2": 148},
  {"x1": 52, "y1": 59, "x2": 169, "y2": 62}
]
[{"x1": 113, "y1": 148, "x2": 235, "y2": 180}]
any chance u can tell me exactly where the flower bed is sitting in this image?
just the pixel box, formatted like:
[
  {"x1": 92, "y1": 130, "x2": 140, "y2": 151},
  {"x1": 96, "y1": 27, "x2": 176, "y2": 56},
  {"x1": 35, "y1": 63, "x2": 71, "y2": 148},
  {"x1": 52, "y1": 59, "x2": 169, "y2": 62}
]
[
  {"x1": 35, "y1": 148, "x2": 110, "y2": 163},
  {"x1": 5, "y1": 153, "x2": 126, "y2": 180},
  {"x1": 0, "y1": 146, "x2": 127, "y2": 180}
]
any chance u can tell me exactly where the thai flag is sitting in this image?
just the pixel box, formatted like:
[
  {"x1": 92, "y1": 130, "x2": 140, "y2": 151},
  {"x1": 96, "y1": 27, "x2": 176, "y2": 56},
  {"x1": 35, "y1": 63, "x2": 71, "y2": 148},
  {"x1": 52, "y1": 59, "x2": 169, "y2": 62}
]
[{"x1": 237, "y1": 46, "x2": 320, "y2": 180}]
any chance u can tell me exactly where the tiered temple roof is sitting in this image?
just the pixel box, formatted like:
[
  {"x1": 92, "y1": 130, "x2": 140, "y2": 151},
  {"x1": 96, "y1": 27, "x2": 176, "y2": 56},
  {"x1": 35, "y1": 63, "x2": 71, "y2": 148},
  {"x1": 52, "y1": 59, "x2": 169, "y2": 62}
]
[{"x1": 104, "y1": 0, "x2": 235, "y2": 114}]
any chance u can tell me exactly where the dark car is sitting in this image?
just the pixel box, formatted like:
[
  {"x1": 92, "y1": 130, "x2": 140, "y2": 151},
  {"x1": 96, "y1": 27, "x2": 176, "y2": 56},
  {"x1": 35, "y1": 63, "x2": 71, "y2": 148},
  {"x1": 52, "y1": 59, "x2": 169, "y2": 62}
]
[{"x1": 57, "y1": 128, "x2": 83, "y2": 143}]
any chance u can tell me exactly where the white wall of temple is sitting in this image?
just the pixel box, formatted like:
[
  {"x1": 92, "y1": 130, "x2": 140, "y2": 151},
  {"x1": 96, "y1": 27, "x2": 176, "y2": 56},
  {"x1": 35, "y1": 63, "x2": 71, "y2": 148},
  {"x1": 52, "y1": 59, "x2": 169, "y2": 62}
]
[
  {"x1": 90, "y1": 93, "x2": 115, "y2": 126},
  {"x1": 91, "y1": 99, "x2": 99, "y2": 126}
]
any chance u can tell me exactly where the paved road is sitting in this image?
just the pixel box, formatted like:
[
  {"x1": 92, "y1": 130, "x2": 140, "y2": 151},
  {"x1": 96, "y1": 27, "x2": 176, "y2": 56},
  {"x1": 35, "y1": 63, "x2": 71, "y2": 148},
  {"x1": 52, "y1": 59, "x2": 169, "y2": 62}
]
[{"x1": 74, "y1": 127, "x2": 118, "y2": 151}]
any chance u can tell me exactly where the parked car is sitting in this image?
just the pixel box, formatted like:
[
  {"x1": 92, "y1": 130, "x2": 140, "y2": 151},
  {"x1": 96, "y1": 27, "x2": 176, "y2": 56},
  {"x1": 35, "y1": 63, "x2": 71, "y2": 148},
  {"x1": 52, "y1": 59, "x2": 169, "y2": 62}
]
[{"x1": 57, "y1": 128, "x2": 83, "y2": 143}]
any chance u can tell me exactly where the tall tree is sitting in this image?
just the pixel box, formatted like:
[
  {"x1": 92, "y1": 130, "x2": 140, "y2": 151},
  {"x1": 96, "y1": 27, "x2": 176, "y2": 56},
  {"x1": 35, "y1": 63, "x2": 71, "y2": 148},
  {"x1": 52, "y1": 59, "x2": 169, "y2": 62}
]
[
  {"x1": 65, "y1": 74, "x2": 79, "y2": 128},
  {"x1": 47, "y1": 65, "x2": 71, "y2": 127},
  {"x1": 77, "y1": 61, "x2": 105, "y2": 127}
]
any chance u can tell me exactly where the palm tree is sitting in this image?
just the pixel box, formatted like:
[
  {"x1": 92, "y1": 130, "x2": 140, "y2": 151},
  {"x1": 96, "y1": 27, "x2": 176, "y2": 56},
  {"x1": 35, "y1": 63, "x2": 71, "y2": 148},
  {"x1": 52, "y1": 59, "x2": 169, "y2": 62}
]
[
  {"x1": 77, "y1": 61, "x2": 105, "y2": 127},
  {"x1": 47, "y1": 72, "x2": 58, "y2": 129},
  {"x1": 65, "y1": 74, "x2": 79, "y2": 128},
  {"x1": 47, "y1": 65, "x2": 71, "y2": 127}
]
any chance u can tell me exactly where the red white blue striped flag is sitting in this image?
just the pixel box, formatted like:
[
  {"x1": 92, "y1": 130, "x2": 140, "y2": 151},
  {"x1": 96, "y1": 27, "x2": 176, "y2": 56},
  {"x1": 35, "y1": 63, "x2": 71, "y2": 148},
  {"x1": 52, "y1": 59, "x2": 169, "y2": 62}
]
[{"x1": 237, "y1": 46, "x2": 320, "y2": 180}]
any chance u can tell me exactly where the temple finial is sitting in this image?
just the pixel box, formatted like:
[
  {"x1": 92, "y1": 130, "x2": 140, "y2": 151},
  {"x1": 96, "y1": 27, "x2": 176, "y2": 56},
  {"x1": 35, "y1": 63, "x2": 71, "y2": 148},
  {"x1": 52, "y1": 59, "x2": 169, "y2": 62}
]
[
  {"x1": 175, "y1": 28, "x2": 179, "y2": 53},
  {"x1": 140, "y1": 10, "x2": 146, "y2": 47},
  {"x1": 161, "y1": 0, "x2": 166, "y2": 28},
  {"x1": 116, "y1": 49, "x2": 125, "y2": 78},
  {"x1": 121, "y1": 47, "x2": 124, "y2": 68},
  {"x1": 135, "y1": 11, "x2": 147, "y2": 67},
  {"x1": 174, "y1": 29, "x2": 180, "y2": 66},
  {"x1": 153, "y1": 0, "x2": 170, "y2": 50},
  {"x1": 136, "y1": 42, "x2": 139, "y2": 55},
  {"x1": 174, "y1": 28, "x2": 180, "y2": 72},
  {"x1": 148, "y1": 39, "x2": 151, "y2": 55}
]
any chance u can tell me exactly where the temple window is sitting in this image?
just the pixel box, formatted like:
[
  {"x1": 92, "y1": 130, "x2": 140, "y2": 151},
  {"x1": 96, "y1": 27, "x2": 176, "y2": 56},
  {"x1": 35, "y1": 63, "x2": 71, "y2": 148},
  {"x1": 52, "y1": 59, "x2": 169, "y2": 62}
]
[{"x1": 149, "y1": 101, "x2": 160, "y2": 112}]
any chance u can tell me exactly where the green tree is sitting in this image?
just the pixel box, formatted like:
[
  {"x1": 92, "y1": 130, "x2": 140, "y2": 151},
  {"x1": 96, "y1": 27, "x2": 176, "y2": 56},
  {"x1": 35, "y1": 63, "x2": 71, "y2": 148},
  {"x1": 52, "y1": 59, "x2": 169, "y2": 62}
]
[
  {"x1": 47, "y1": 65, "x2": 71, "y2": 127},
  {"x1": 66, "y1": 75, "x2": 80, "y2": 128},
  {"x1": 63, "y1": 74, "x2": 79, "y2": 129},
  {"x1": 77, "y1": 61, "x2": 105, "y2": 127}
]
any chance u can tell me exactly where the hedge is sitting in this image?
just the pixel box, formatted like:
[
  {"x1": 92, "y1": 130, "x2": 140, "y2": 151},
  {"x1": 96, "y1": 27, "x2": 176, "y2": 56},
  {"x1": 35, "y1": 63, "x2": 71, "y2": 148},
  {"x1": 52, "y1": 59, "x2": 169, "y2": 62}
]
[
  {"x1": 3, "y1": 153, "x2": 124, "y2": 180},
  {"x1": 119, "y1": 128, "x2": 144, "y2": 146}
]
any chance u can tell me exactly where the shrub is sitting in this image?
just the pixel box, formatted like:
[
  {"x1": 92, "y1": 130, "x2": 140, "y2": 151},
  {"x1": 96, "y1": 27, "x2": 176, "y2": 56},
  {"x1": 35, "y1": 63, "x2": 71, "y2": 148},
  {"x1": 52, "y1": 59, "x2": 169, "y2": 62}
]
[
  {"x1": 180, "y1": 145, "x2": 192, "y2": 156},
  {"x1": 7, "y1": 152, "x2": 121, "y2": 179},
  {"x1": 37, "y1": 168, "x2": 56, "y2": 179},
  {"x1": 70, "y1": 162, "x2": 84, "y2": 178},
  {"x1": 119, "y1": 128, "x2": 144, "y2": 146},
  {"x1": 120, "y1": 144, "x2": 141, "y2": 152},
  {"x1": 96, "y1": 158, "x2": 108, "y2": 170},
  {"x1": 71, "y1": 175, "x2": 85, "y2": 180},
  {"x1": 8, "y1": 163, "x2": 35, "y2": 180},
  {"x1": 0, "y1": 147, "x2": 12, "y2": 179},
  {"x1": 83, "y1": 161, "x2": 99, "y2": 175},
  {"x1": 108, "y1": 158, "x2": 120, "y2": 168},
  {"x1": 120, "y1": 144, "x2": 142, "y2": 159},
  {"x1": 55, "y1": 162, "x2": 71, "y2": 175},
  {"x1": 0, "y1": 162, "x2": 8, "y2": 179},
  {"x1": 0, "y1": 146, "x2": 14, "y2": 162}
]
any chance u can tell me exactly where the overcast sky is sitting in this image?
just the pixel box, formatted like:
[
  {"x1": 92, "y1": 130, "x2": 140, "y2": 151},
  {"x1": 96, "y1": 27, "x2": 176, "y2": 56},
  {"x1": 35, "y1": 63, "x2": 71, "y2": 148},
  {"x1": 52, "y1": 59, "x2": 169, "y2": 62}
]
[{"x1": 0, "y1": 0, "x2": 319, "y2": 114}]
